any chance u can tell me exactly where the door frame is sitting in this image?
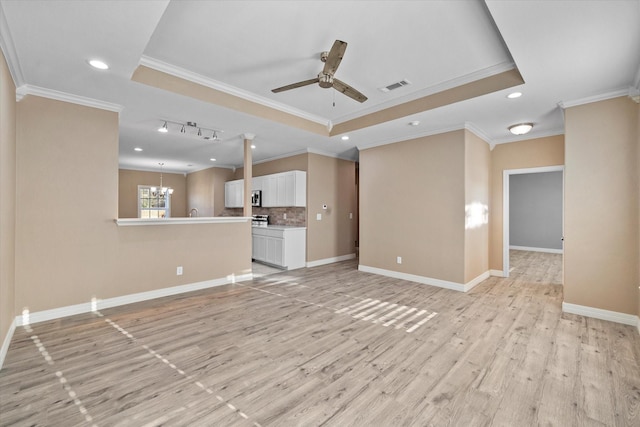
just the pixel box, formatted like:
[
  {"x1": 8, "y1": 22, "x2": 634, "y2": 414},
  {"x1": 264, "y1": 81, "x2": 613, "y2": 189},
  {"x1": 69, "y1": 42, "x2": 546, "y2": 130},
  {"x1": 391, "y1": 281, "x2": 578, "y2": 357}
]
[{"x1": 502, "y1": 165, "x2": 565, "y2": 277}]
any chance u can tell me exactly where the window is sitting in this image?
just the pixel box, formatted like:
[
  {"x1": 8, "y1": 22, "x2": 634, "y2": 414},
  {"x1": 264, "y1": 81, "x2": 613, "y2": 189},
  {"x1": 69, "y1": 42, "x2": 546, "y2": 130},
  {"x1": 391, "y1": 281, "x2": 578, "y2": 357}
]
[{"x1": 138, "y1": 185, "x2": 171, "y2": 218}]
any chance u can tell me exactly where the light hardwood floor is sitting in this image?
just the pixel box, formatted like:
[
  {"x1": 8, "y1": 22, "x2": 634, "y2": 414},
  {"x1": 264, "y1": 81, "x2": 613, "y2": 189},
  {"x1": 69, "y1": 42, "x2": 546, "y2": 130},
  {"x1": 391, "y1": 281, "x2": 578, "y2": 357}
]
[{"x1": 1, "y1": 252, "x2": 639, "y2": 426}]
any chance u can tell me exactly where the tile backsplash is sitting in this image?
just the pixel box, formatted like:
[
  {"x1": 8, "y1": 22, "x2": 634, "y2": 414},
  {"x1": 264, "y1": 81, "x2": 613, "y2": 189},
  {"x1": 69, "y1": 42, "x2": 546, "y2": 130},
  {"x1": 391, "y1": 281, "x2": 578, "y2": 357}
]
[{"x1": 220, "y1": 207, "x2": 306, "y2": 227}]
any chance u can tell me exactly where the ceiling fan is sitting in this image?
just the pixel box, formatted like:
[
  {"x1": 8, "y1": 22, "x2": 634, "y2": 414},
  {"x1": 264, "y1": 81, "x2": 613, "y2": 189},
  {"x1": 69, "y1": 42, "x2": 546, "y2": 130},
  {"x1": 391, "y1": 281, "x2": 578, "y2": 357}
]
[{"x1": 272, "y1": 40, "x2": 367, "y2": 103}]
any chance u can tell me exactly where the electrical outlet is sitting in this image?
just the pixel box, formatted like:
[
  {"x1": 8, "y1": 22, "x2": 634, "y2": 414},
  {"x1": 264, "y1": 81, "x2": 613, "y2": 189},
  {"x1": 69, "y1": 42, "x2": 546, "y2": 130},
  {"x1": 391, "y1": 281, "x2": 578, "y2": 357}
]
[
  {"x1": 396, "y1": 256, "x2": 402, "y2": 264},
  {"x1": 349, "y1": 212, "x2": 353, "y2": 219},
  {"x1": 316, "y1": 213, "x2": 322, "y2": 220},
  {"x1": 177, "y1": 266, "x2": 183, "y2": 276},
  {"x1": 283, "y1": 213, "x2": 287, "y2": 219}
]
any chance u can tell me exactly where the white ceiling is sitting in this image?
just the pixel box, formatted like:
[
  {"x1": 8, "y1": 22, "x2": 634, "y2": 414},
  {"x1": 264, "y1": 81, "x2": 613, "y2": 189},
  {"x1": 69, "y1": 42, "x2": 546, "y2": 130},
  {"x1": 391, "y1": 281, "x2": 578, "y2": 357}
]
[{"x1": 1, "y1": 0, "x2": 638, "y2": 173}]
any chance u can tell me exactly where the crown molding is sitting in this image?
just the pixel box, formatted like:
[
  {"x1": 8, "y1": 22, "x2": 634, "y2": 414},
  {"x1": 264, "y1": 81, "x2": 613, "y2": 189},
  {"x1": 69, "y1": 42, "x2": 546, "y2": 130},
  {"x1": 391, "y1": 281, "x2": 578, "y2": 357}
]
[
  {"x1": 139, "y1": 55, "x2": 330, "y2": 127},
  {"x1": 16, "y1": 84, "x2": 123, "y2": 112},
  {"x1": 334, "y1": 61, "x2": 518, "y2": 124},
  {"x1": 557, "y1": 88, "x2": 630, "y2": 109},
  {"x1": 491, "y1": 128, "x2": 565, "y2": 146},
  {"x1": 464, "y1": 122, "x2": 493, "y2": 146},
  {"x1": 0, "y1": 1, "x2": 25, "y2": 87}
]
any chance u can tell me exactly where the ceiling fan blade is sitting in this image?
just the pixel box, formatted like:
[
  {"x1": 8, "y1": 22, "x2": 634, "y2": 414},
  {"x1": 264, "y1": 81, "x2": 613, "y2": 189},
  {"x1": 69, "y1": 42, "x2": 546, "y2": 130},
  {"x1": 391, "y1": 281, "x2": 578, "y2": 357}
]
[
  {"x1": 272, "y1": 77, "x2": 319, "y2": 93},
  {"x1": 322, "y1": 40, "x2": 347, "y2": 76},
  {"x1": 333, "y1": 78, "x2": 368, "y2": 103}
]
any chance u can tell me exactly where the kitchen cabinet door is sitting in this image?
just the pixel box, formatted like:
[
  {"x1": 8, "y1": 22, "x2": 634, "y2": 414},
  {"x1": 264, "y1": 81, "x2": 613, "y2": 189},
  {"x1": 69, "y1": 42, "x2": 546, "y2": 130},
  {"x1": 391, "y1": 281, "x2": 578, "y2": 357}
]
[
  {"x1": 262, "y1": 175, "x2": 277, "y2": 207},
  {"x1": 224, "y1": 180, "x2": 244, "y2": 208},
  {"x1": 265, "y1": 237, "x2": 284, "y2": 266},
  {"x1": 252, "y1": 234, "x2": 266, "y2": 261}
]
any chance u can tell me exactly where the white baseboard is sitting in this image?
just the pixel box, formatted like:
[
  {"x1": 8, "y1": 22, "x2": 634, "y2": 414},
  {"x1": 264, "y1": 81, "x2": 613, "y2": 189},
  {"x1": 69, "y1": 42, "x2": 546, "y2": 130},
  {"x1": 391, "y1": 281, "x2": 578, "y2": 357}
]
[
  {"x1": 15, "y1": 273, "x2": 253, "y2": 327},
  {"x1": 510, "y1": 245, "x2": 563, "y2": 254},
  {"x1": 562, "y1": 301, "x2": 639, "y2": 328},
  {"x1": 0, "y1": 318, "x2": 17, "y2": 371},
  {"x1": 307, "y1": 253, "x2": 356, "y2": 268},
  {"x1": 465, "y1": 271, "x2": 491, "y2": 292},
  {"x1": 490, "y1": 269, "x2": 505, "y2": 277},
  {"x1": 358, "y1": 265, "x2": 490, "y2": 293}
]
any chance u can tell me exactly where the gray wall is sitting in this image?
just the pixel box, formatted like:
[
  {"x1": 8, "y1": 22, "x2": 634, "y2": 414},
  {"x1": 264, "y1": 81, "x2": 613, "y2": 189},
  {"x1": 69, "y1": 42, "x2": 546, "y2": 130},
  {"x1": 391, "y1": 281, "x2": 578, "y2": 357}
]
[{"x1": 509, "y1": 171, "x2": 563, "y2": 250}]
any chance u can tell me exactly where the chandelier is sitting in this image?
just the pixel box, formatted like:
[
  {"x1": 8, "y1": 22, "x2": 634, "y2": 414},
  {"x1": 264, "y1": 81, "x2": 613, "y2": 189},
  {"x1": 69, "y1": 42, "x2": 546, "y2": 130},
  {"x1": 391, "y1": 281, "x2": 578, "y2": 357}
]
[{"x1": 151, "y1": 162, "x2": 173, "y2": 197}]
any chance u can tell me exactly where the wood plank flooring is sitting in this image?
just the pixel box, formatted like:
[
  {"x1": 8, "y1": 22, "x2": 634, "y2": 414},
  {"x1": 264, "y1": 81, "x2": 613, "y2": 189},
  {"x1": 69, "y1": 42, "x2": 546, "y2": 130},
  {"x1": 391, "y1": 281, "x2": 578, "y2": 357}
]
[{"x1": 1, "y1": 251, "x2": 639, "y2": 426}]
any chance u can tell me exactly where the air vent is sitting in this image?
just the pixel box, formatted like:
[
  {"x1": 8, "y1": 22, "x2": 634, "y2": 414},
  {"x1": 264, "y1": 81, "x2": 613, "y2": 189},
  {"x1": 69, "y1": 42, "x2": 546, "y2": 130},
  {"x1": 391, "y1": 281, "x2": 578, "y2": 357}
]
[{"x1": 379, "y1": 79, "x2": 412, "y2": 93}]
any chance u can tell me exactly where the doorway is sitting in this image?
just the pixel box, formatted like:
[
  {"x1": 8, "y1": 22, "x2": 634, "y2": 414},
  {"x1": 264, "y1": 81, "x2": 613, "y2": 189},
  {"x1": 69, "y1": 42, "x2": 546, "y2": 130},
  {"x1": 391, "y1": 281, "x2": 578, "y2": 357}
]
[{"x1": 502, "y1": 166, "x2": 564, "y2": 278}]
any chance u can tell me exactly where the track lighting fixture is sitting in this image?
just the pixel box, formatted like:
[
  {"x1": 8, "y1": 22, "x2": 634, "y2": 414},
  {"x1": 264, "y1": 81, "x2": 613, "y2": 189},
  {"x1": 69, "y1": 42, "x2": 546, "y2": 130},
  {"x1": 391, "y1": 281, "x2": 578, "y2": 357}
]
[{"x1": 156, "y1": 120, "x2": 222, "y2": 140}]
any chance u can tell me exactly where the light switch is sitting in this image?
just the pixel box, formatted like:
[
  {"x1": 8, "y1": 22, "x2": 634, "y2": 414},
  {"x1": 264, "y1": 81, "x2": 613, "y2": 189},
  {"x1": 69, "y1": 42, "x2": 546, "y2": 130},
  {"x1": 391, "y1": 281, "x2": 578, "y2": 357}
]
[
  {"x1": 316, "y1": 213, "x2": 322, "y2": 220},
  {"x1": 349, "y1": 212, "x2": 353, "y2": 219}
]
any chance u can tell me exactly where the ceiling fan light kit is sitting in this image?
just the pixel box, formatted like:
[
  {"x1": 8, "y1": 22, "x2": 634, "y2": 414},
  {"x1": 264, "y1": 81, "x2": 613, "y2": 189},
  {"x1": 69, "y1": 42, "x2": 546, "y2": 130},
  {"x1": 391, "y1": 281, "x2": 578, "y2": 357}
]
[{"x1": 272, "y1": 39, "x2": 368, "y2": 103}]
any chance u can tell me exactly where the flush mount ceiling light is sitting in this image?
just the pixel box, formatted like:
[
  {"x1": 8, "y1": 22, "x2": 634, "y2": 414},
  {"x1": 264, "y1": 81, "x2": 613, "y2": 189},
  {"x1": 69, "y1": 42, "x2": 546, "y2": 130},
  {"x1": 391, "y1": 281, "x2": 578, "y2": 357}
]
[
  {"x1": 251, "y1": 144, "x2": 256, "y2": 149},
  {"x1": 134, "y1": 147, "x2": 143, "y2": 152},
  {"x1": 88, "y1": 59, "x2": 109, "y2": 70},
  {"x1": 508, "y1": 123, "x2": 534, "y2": 135},
  {"x1": 507, "y1": 91, "x2": 522, "y2": 99},
  {"x1": 408, "y1": 120, "x2": 420, "y2": 126},
  {"x1": 341, "y1": 135, "x2": 349, "y2": 141},
  {"x1": 209, "y1": 158, "x2": 216, "y2": 162},
  {"x1": 156, "y1": 120, "x2": 223, "y2": 140}
]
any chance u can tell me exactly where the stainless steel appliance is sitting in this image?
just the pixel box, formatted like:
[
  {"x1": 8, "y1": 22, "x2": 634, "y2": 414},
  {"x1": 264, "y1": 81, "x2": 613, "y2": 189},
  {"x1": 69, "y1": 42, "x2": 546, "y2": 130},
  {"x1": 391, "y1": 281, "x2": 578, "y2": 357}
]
[
  {"x1": 251, "y1": 190, "x2": 262, "y2": 207},
  {"x1": 252, "y1": 214, "x2": 268, "y2": 227}
]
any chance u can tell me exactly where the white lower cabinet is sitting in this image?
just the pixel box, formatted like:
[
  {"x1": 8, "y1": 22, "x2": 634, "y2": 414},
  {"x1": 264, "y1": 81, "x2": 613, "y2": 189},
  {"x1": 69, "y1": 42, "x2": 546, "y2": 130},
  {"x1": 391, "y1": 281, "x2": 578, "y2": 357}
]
[{"x1": 252, "y1": 227, "x2": 306, "y2": 270}]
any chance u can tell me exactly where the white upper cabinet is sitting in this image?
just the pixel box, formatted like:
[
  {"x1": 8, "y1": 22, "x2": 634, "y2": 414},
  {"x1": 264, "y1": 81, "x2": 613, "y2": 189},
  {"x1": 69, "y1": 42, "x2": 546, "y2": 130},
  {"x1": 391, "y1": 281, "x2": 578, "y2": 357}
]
[
  {"x1": 262, "y1": 171, "x2": 306, "y2": 207},
  {"x1": 224, "y1": 179, "x2": 244, "y2": 208},
  {"x1": 226, "y1": 170, "x2": 306, "y2": 208}
]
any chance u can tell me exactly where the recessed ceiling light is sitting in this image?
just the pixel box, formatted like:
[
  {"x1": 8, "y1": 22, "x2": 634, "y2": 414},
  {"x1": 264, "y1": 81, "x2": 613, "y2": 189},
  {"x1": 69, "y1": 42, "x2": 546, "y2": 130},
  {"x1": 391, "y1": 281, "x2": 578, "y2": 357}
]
[
  {"x1": 251, "y1": 144, "x2": 256, "y2": 149},
  {"x1": 507, "y1": 92, "x2": 522, "y2": 99},
  {"x1": 341, "y1": 135, "x2": 349, "y2": 141},
  {"x1": 209, "y1": 158, "x2": 216, "y2": 162},
  {"x1": 508, "y1": 123, "x2": 533, "y2": 135},
  {"x1": 88, "y1": 59, "x2": 109, "y2": 70},
  {"x1": 409, "y1": 120, "x2": 420, "y2": 126},
  {"x1": 134, "y1": 147, "x2": 143, "y2": 152}
]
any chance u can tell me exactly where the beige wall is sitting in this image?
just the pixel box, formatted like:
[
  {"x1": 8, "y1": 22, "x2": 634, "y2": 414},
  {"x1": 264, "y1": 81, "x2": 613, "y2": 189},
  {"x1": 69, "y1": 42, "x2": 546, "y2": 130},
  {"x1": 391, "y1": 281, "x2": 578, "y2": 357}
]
[
  {"x1": 564, "y1": 96, "x2": 639, "y2": 315},
  {"x1": 464, "y1": 130, "x2": 490, "y2": 282},
  {"x1": 360, "y1": 131, "x2": 466, "y2": 283},
  {"x1": 489, "y1": 135, "x2": 565, "y2": 271},
  {"x1": 0, "y1": 49, "x2": 16, "y2": 349},
  {"x1": 119, "y1": 169, "x2": 187, "y2": 218},
  {"x1": 233, "y1": 153, "x2": 308, "y2": 179},
  {"x1": 186, "y1": 166, "x2": 234, "y2": 217},
  {"x1": 306, "y1": 153, "x2": 357, "y2": 262},
  {"x1": 15, "y1": 95, "x2": 251, "y2": 314}
]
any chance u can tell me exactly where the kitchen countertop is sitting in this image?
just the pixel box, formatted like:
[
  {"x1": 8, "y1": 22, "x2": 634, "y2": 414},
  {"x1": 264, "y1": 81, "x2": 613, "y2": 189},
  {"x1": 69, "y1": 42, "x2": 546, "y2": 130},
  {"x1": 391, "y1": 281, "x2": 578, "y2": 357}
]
[{"x1": 252, "y1": 225, "x2": 306, "y2": 230}]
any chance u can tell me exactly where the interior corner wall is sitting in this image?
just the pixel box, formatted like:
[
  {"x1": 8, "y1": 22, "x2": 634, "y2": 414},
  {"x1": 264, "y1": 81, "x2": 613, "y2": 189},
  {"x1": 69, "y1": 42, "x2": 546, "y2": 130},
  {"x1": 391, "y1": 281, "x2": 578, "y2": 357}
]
[
  {"x1": 118, "y1": 169, "x2": 187, "y2": 218},
  {"x1": 186, "y1": 166, "x2": 235, "y2": 217},
  {"x1": 306, "y1": 153, "x2": 357, "y2": 263},
  {"x1": 0, "y1": 48, "x2": 17, "y2": 356},
  {"x1": 489, "y1": 135, "x2": 565, "y2": 272},
  {"x1": 359, "y1": 131, "x2": 466, "y2": 284},
  {"x1": 464, "y1": 130, "x2": 490, "y2": 282},
  {"x1": 564, "y1": 96, "x2": 639, "y2": 315}
]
